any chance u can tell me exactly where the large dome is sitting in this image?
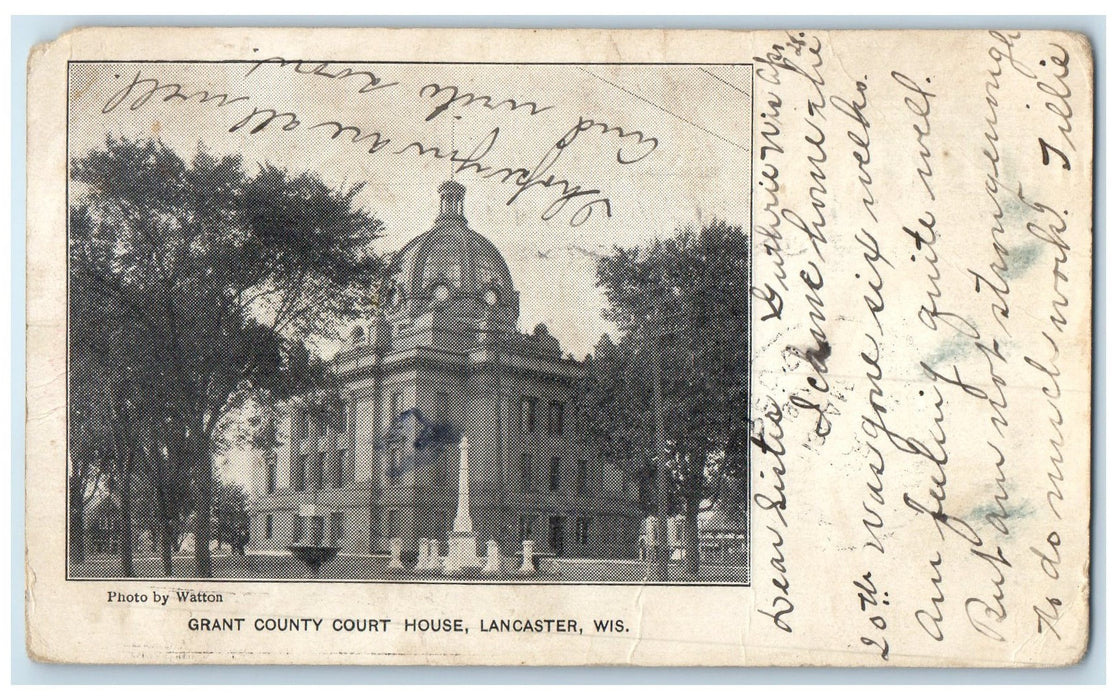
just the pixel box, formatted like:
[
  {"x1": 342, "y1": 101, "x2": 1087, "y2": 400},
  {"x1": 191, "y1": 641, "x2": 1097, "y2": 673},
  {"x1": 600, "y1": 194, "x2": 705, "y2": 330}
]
[{"x1": 382, "y1": 181, "x2": 517, "y2": 320}]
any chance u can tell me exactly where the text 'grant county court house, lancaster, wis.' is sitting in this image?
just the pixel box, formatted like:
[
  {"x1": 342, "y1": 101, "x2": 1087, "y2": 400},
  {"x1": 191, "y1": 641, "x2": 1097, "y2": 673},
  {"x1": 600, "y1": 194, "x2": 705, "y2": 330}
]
[{"x1": 248, "y1": 181, "x2": 644, "y2": 562}]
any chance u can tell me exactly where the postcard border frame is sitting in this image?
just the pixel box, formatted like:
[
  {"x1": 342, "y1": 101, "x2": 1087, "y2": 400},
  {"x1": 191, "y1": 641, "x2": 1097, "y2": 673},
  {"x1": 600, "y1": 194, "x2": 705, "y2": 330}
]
[{"x1": 61, "y1": 56, "x2": 755, "y2": 588}]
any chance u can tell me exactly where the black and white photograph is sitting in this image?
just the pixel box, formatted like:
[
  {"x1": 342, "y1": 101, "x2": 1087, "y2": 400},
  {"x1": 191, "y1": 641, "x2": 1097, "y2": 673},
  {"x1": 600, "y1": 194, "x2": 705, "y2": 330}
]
[{"x1": 65, "y1": 59, "x2": 752, "y2": 583}]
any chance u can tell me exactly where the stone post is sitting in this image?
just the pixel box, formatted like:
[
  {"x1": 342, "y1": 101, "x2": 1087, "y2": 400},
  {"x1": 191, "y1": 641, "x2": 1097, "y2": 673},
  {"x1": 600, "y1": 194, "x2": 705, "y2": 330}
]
[
  {"x1": 482, "y1": 539, "x2": 501, "y2": 575},
  {"x1": 388, "y1": 537, "x2": 404, "y2": 569},
  {"x1": 519, "y1": 540, "x2": 536, "y2": 574}
]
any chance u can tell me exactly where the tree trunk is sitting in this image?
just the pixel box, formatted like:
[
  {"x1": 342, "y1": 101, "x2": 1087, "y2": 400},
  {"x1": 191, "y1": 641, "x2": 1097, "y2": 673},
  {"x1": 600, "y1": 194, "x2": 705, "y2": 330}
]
[
  {"x1": 119, "y1": 453, "x2": 135, "y2": 578},
  {"x1": 155, "y1": 478, "x2": 174, "y2": 575},
  {"x1": 192, "y1": 439, "x2": 215, "y2": 578},
  {"x1": 160, "y1": 518, "x2": 175, "y2": 576},
  {"x1": 683, "y1": 493, "x2": 702, "y2": 578},
  {"x1": 651, "y1": 342, "x2": 670, "y2": 582},
  {"x1": 153, "y1": 427, "x2": 178, "y2": 576},
  {"x1": 69, "y1": 471, "x2": 86, "y2": 566},
  {"x1": 682, "y1": 454, "x2": 706, "y2": 578}
]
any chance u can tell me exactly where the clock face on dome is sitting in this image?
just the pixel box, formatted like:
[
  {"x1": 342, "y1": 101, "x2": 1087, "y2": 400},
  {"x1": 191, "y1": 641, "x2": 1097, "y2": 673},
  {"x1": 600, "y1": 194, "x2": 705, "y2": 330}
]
[
  {"x1": 432, "y1": 284, "x2": 450, "y2": 302},
  {"x1": 484, "y1": 289, "x2": 499, "y2": 306}
]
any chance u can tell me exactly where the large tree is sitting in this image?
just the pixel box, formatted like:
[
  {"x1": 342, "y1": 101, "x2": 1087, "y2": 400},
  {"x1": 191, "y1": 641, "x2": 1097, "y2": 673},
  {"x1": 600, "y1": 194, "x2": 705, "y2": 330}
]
[
  {"x1": 69, "y1": 203, "x2": 156, "y2": 575},
  {"x1": 67, "y1": 360, "x2": 110, "y2": 567},
  {"x1": 589, "y1": 221, "x2": 750, "y2": 577},
  {"x1": 571, "y1": 333, "x2": 656, "y2": 505},
  {"x1": 70, "y1": 137, "x2": 385, "y2": 577},
  {"x1": 134, "y1": 418, "x2": 195, "y2": 575}
]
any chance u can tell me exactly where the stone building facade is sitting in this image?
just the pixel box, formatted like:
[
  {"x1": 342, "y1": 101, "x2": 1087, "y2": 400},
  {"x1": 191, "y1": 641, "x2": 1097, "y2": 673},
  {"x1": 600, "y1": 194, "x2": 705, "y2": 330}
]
[{"x1": 248, "y1": 182, "x2": 643, "y2": 560}]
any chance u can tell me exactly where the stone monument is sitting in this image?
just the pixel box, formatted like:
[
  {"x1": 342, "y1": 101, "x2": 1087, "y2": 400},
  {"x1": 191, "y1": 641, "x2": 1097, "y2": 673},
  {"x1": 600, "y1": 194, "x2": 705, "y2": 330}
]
[{"x1": 443, "y1": 436, "x2": 482, "y2": 573}]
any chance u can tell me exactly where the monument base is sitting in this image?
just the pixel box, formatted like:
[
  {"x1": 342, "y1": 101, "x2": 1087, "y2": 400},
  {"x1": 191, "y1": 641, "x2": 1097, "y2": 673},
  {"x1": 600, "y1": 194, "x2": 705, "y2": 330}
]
[{"x1": 442, "y1": 531, "x2": 482, "y2": 573}]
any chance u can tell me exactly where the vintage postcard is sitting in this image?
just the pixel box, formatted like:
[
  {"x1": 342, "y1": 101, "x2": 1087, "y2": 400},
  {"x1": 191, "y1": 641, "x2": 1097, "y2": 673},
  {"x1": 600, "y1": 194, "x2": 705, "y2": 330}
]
[{"x1": 25, "y1": 27, "x2": 1093, "y2": 666}]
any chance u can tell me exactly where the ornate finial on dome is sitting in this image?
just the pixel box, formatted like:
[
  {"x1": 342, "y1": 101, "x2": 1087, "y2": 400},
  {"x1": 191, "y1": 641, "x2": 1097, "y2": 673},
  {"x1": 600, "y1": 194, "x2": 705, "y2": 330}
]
[{"x1": 437, "y1": 181, "x2": 467, "y2": 222}]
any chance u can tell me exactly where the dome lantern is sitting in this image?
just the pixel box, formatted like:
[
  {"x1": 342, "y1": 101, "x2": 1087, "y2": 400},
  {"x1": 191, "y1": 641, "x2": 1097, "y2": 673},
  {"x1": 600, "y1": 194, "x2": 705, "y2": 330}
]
[{"x1": 437, "y1": 180, "x2": 467, "y2": 222}]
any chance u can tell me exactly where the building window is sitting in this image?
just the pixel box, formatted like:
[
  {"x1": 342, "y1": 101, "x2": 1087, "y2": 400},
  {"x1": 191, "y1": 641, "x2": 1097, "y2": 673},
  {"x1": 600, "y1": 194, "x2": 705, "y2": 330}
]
[
  {"x1": 293, "y1": 515, "x2": 306, "y2": 543},
  {"x1": 310, "y1": 516, "x2": 325, "y2": 546},
  {"x1": 293, "y1": 410, "x2": 307, "y2": 441},
  {"x1": 266, "y1": 460, "x2": 277, "y2": 494},
  {"x1": 576, "y1": 460, "x2": 588, "y2": 495},
  {"x1": 312, "y1": 453, "x2": 326, "y2": 491},
  {"x1": 520, "y1": 396, "x2": 538, "y2": 433},
  {"x1": 548, "y1": 516, "x2": 566, "y2": 555},
  {"x1": 292, "y1": 455, "x2": 307, "y2": 491},
  {"x1": 576, "y1": 517, "x2": 591, "y2": 545},
  {"x1": 329, "y1": 512, "x2": 345, "y2": 545},
  {"x1": 369, "y1": 509, "x2": 382, "y2": 542},
  {"x1": 390, "y1": 392, "x2": 402, "y2": 421},
  {"x1": 549, "y1": 457, "x2": 561, "y2": 492},
  {"x1": 437, "y1": 446, "x2": 451, "y2": 486},
  {"x1": 334, "y1": 449, "x2": 347, "y2": 488},
  {"x1": 387, "y1": 510, "x2": 402, "y2": 539},
  {"x1": 435, "y1": 391, "x2": 449, "y2": 424},
  {"x1": 265, "y1": 514, "x2": 273, "y2": 540},
  {"x1": 519, "y1": 453, "x2": 533, "y2": 492},
  {"x1": 312, "y1": 410, "x2": 328, "y2": 437},
  {"x1": 338, "y1": 401, "x2": 348, "y2": 433},
  {"x1": 388, "y1": 449, "x2": 402, "y2": 485},
  {"x1": 547, "y1": 401, "x2": 564, "y2": 435},
  {"x1": 518, "y1": 514, "x2": 534, "y2": 543}
]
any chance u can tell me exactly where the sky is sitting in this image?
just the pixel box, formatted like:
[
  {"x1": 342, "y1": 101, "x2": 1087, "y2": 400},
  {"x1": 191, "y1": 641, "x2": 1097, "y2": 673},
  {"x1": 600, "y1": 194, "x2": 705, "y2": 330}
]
[{"x1": 68, "y1": 59, "x2": 752, "y2": 359}]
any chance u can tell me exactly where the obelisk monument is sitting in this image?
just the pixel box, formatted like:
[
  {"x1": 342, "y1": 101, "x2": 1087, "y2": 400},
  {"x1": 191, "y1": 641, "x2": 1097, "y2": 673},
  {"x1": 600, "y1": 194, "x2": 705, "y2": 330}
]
[{"x1": 443, "y1": 435, "x2": 482, "y2": 572}]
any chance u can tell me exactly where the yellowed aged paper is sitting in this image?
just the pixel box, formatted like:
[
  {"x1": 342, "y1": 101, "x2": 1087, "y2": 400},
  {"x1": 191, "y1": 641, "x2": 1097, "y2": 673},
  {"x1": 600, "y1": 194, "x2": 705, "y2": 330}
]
[{"x1": 26, "y1": 27, "x2": 1093, "y2": 666}]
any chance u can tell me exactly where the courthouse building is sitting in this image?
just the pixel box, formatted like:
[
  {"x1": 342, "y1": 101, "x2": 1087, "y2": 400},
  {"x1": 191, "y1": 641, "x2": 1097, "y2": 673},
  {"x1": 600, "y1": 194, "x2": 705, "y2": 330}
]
[{"x1": 248, "y1": 181, "x2": 643, "y2": 560}]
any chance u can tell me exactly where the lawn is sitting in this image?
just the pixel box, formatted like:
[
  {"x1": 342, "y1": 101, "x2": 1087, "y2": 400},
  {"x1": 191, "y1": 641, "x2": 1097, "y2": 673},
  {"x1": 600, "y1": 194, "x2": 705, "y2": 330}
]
[{"x1": 70, "y1": 551, "x2": 748, "y2": 583}]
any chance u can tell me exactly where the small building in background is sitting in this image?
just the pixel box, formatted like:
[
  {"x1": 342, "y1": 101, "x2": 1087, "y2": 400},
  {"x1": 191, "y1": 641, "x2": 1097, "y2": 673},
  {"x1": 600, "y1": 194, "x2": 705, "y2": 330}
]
[
  {"x1": 80, "y1": 493, "x2": 156, "y2": 558},
  {"x1": 639, "y1": 497, "x2": 749, "y2": 565}
]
